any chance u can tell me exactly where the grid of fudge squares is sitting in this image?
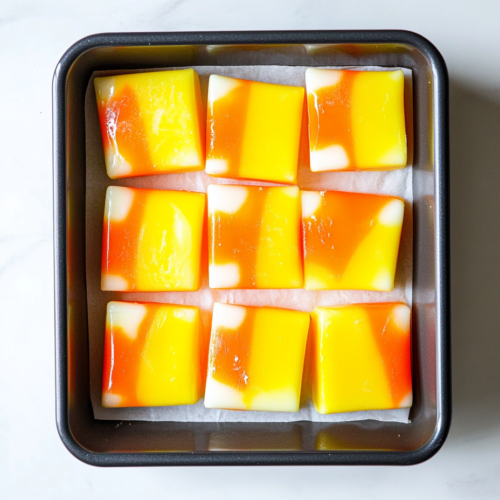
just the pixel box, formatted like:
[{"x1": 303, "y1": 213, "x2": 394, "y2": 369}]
[
  {"x1": 305, "y1": 68, "x2": 407, "y2": 172},
  {"x1": 301, "y1": 190, "x2": 404, "y2": 291},
  {"x1": 204, "y1": 303, "x2": 310, "y2": 412},
  {"x1": 309, "y1": 303, "x2": 412, "y2": 414},
  {"x1": 205, "y1": 75, "x2": 304, "y2": 184},
  {"x1": 102, "y1": 301, "x2": 202, "y2": 408},
  {"x1": 101, "y1": 186, "x2": 205, "y2": 292},
  {"x1": 94, "y1": 69, "x2": 205, "y2": 179}
]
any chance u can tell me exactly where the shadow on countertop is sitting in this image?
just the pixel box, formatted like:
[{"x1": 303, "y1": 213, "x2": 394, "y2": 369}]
[{"x1": 449, "y1": 78, "x2": 500, "y2": 444}]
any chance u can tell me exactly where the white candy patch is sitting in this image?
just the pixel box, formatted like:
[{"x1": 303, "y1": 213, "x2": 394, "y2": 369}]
[
  {"x1": 280, "y1": 186, "x2": 299, "y2": 198},
  {"x1": 392, "y1": 304, "x2": 411, "y2": 332},
  {"x1": 209, "y1": 263, "x2": 241, "y2": 289},
  {"x1": 305, "y1": 68, "x2": 343, "y2": 93},
  {"x1": 101, "y1": 274, "x2": 129, "y2": 291},
  {"x1": 173, "y1": 148, "x2": 202, "y2": 167},
  {"x1": 250, "y1": 388, "x2": 299, "y2": 412},
  {"x1": 94, "y1": 76, "x2": 116, "y2": 100},
  {"x1": 105, "y1": 148, "x2": 133, "y2": 179},
  {"x1": 102, "y1": 392, "x2": 122, "y2": 408},
  {"x1": 204, "y1": 376, "x2": 246, "y2": 410},
  {"x1": 208, "y1": 75, "x2": 241, "y2": 103},
  {"x1": 305, "y1": 275, "x2": 328, "y2": 290},
  {"x1": 206, "y1": 158, "x2": 229, "y2": 175},
  {"x1": 212, "y1": 303, "x2": 247, "y2": 330},
  {"x1": 388, "y1": 69, "x2": 404, "y2": 82},
  {"x1": 399, "y1": 391, "x2": 413, "y2": 408},
  {"x1": 378, "y1": 199, "x2": 404, "y2": 227},
  {"x1": 377, "y1": 143, "x2": 407, "y2": 167},
  {"x1": 173, "y1": 307, "x2": 198, "y2": 323},
  {"x1": 310, "y1": 144, "x2": 350, "y2": 172},
  {"x1": 372, "y1": 270, "x2": 393, "y2": 292},
  {"x1": 107, "y1": 301, "x2": 147, "y2": 340},
  {"x1": 208, "y1": 185, "x2": 248, "y2": 214},
  {"x1": 301, "y1": 191, "x2": 323, "y2": 218},
  {"x1": 104, "y1": 186, "x2": 135, "y2": 222}
]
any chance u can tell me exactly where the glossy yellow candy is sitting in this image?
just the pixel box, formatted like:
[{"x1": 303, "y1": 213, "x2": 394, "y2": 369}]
[
  {"x1": 204, "y1": 303, "x2": 310, "y2": 412},
  {"x1": 94, "y1": 69, "x2": 205, "y2": 179},
  {"x1": 205, "y1": 75, "x2": 304, "y2": 184},
  {"x1": 302, "y1": 190, "x2": 404, "y2": 291},
  {"x1": 208, "y1": 184, "x2": 303, "y2": 289},
  {"x1": 306, "y1": 68, "x2": 407, "y2": 171},
  {"x1": 101, "y1": 186, "x2": 205, "y2": 292},
  {"x1": 310, "y1": 303, "x2": 412, "y2": 414},
  {"x1": 102, "y1": 301, "x2": 202, "y2": 408}
]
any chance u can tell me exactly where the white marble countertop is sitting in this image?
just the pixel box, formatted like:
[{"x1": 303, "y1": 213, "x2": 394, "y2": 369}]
[{"x1": 1, "y1": 1, "x2": 499, "y2": 498}]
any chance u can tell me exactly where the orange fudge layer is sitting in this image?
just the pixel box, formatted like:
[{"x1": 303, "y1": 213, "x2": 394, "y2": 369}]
[
  {"x1": 94, "y1": 69, "x2": 205, "y2": 179},
  {"x1": 102, "y1": 301, "x2": 202, "y2": 408},
  {"x1": 206, "y1": 75, "x2": 304, "y2": 184},
  {"x1": 101, "y1": 186, "x2": 205, "y2": 292},
  {"x1": 208, "y1": 184, "x2": 303, "y2": 289},
  {"x1": 305, "y1": 68, "x2": 407, "y2": 171},
  {"x1": 302, "y1": 190, "x2": 404, "y2": 291},
  {"x1": 310, "y1": 303, "x2": 412, "y2": 414},
  {"x1": 204, "y1": 303, "x2": 310, "y2": 412}
]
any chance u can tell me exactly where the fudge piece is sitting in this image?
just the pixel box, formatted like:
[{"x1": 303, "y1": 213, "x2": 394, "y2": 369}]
[
  {"x1": 204, "y1": 303, "x2": 310, "y2": 412},
  {"x1": 208, "y1": 184, "x2": 303, "y2": 289},
  {"x1": 206, "y1": 75, "x2": 304, "y2": 184},
  {"x1": 302, "y1": 190, "x2": 404, "y2": 291},
  {"x1": 102, "y1": 301, "x2": 202, "y2": 408},
  {"x1": 305, "y1": 68, "x2": 407, "y2": 171},
  {"x1": 101, "y1": 186, "x2": 205, "y2": 291},
  {"x1": 94, "y1": 69, "x2": 205, "y2": 179},
  {"x1": 310, "y1": 303, "x2": 412, "y2": 414}
]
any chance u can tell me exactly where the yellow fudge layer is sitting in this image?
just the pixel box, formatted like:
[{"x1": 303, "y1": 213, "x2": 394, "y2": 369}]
[
  {"x1": 204, "y1": 303, "x2": 310, "y2": 412},
  {"x1": 94, "y1": 69, "x2": 205, "y2": 179},
  {"x1": 310, "y1": 303, "x2": 412, "y2": 414},
  {"x1": 306, "y1": 68, "x2": 407, "y2": 171},
  {"x1": 206, "y1": 75, "x2": 304, "y2": 184},
  {"x1": 101, "y1": 186, "x2": 205, "y2": 291},
  {"x1": 208, "y1": 184, "x2": 303, "y2": 289},
  {"x1": 302, "y1": 190, "x2": 404, "y2": 291},
  {"x1": 102, "y1": 301, "x2": 202, "y2": 408}
]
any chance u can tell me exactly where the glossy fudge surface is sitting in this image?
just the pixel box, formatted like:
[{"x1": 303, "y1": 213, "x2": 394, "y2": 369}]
[
  {"x1": 102, "y1": 301, "x2": 202, "y2": 408},
  {"x1": 305, "y1": 68, "x2": 407, "y2": 172},
  {"x1": 101, "y1": 186, "x2": 205, "y2": 291},
  {"x1": 94, "y1": 69, "x2": 205, "y2": 179},
  {"x1": 206, "y1": 75, "x2": 304, "y2": 184},
  {"x1": 208, "y1": 184, "x2": 303, "y2": 289},
  {"x1": 310, "y1": 303, "x2": 412, "y2": 414},
  {"x1": 205, "y1": 303, "x2": 310, "y2": 412},
  {"x1": 301, "y1": 190, "x2": 404, "y2": 291}
]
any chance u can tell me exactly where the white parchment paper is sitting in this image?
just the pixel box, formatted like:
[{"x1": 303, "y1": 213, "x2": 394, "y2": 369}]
[{"x1": 85, "y1": 65, "x2": 413, "y2": 422}]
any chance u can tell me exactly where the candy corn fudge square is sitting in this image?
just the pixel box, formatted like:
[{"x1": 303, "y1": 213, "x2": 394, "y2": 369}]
[
  {"x1": 208, "y1": 184, "x2": 303, "y2": 289},
  {"x1": 94, "y1": 69, "x2": 205, "y2": 179},
  {"x1": 101, "y1": 186, "x2": 205, "y2": 291},
  {"x1": 305, "y1": 68, "x2": 407, "y2": 171},
  {"x1": 301, "y1": 190, "x2": 404, "y2": 291},
  {"x1": 310, "y1": 303, "x2": 412, "y2": 414},
  {"x1": 102, "y1": 301, "x2": 202, "y2": 408},
  {"x1": 204, "y1": 303, "x2": 310, "y2": 412},
  {"x1": 205, "y1": 75, "x2": 304, "y2": 184}
]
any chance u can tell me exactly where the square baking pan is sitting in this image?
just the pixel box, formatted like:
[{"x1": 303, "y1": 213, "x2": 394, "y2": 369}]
[{"x1": 53, "y1": 30, "x2": 450, "y2": 466}]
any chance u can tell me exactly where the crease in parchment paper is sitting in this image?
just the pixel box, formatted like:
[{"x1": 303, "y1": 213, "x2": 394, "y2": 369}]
[{"x1": 85, "y1": 65, "x2": 413, "y2": 423}]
